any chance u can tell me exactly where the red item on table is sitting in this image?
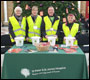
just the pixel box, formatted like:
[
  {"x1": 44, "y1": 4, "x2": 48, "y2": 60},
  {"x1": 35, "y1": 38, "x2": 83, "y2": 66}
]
[
  {"x1": 64, "y1": 48, "x2": 77, "y2": 53},
  {"x1": 8, "y1": 48, "x2": 22, "y2": 53},
  {"x1": 64, "y1": 48, "x2": 72, "y2": 51},
  {"x1": 41, "y1": 42, "x2": 50, "y2": 46},
  {"x1": 59, "y1": 47, "x2": 65, "y2": 50},
  {"x1": 70, "y1": 46, "x2": 78, "y2": 49},
  {"x1": 55, "y1": 44, "x2": 59, "y2": 48}
]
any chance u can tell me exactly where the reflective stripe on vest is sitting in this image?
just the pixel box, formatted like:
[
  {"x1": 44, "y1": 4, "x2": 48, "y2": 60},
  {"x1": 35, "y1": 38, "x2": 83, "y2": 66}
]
[
  {"x1": 28, "y1": 32, "x2": 40, "y2": 36},
  {"x1": 9, "y1": 16, "x2": 26, "y2": 42},
  {"x1": 43, "y1": 16, "x2": 60, "y2": 41},
  {"x1": 62, "y1": 23, "x2": 79, "y2": 45},
  {"x1": 14, "y1": 28, "x2": 25, "y2": 32},
  {"x1": 10, "y1": 34, "x2": 25, "y2": 43},
  {"x1": 27, "y1": 15, "x2": 42, "y2": 42}
]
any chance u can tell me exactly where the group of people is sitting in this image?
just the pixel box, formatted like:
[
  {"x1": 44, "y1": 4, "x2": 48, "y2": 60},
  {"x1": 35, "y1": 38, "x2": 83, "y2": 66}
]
[{"x1": 9, "y1": 6, "x2": 80, "y2": 45}]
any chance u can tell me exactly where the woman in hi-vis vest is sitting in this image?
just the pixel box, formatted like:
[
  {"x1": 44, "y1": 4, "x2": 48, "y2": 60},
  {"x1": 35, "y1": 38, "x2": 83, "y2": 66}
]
[
  {"x1": 8, "y1": 6, "x2": 27, "y2": 45},
  {"x1": 26, "y1": 6, "x2": 42, "y2": 43},
  {"x1": 61, "y1": 14, "x2": 81, "y2": 45}
]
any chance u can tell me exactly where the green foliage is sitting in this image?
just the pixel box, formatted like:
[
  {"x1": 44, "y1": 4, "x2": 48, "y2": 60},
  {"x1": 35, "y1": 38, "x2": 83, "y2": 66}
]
[{"x1": 13, "y1": 1, "x2": 80, "y2": 22}]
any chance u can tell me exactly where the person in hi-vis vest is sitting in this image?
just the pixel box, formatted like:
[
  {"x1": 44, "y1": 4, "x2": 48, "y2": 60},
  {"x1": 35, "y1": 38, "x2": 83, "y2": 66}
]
[
  {"x1": 8, "y1": 6, "x2": 27, "y2": 44},
  {"x1": 26, "y1": 6, "x2": 42, "y2": 43},
  {"x1": 61, "y1": 14, "x2": 81, "y2": 45},
  {"x1": 41, "y1": 6, "x2": 62, "y2": 43}
]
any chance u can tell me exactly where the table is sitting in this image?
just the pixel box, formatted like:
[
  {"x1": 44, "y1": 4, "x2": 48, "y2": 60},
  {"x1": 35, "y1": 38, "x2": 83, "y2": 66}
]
[{"x1": 1, "y1": 44, "x2": 89, "y2": 79}]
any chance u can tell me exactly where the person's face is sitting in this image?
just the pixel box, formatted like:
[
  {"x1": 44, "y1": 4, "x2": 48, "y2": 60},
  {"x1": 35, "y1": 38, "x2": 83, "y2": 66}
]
[
  {"x1": 32, "y1": 9, "x2": 38, "y2": 16},
  {"x1": 48, "y1": 8, "x2": 54, "y2": 16},
  {"x1": 15, "y1": 9, "x2": 21, "y2": 16},
  {"x1": 40, "y1": 11, "x2": 44, "y2": 16},
  {"x1": 67, "y1": 16, "x2": 74, "y2": 23}
]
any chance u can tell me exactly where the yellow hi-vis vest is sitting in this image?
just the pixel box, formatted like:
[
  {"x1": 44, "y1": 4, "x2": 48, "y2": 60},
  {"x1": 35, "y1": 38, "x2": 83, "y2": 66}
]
[
  {"x1": 43, "y1": 16, "x2": 60, "y2": 41},
  {"x1": 62, "y1": 23, "x2": 79, "y2": 45},
  {"x1": 27, "y1": 15, "x2": 42, "y2": 42},
  {"x1": 9, "y1": 16, "x2": 26, "y2": 43}
]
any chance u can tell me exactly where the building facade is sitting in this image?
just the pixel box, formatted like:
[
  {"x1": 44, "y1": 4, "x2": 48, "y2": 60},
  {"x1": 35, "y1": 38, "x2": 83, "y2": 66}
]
[{"x1": 1, "y1": 1, "x2": 89, "y2": 26}]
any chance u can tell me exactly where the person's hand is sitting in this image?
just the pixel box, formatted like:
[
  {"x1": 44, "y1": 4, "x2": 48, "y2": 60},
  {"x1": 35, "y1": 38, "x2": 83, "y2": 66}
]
[
  {"x1": 45, "y1": 35, "x2": 48, "y2": 39},
  {"x1": 64, "y1": 38, "x2": 66, "y2": 42},
  {"x1": 74, "y1": 38, "x2": 76, "y2": 42},
  {"x1": 40, "y1": 37, "x2": 43, "y2": 41},
  {"x1": 88, "y1": 24, "x2": 89, "y2": 27},
  {"x1": 26, "y1": 37, "x2": 29, "y2": 41},
  {"x1": 54, "y1": 35, "x2": 58, "y2": 39}
]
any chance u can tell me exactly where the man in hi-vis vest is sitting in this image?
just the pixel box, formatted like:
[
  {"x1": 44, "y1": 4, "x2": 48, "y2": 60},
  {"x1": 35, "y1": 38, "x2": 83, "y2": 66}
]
[
  {"x1": 62, "y1": 14, "x2": 81, "y2": 45},
  {"x1": 9, "y1": 6, "x2": 27, "y2": 44},
  {"x1": 41, "y1": 6, "x2": 62, "y2": 43},
  {"x1": 26, "y1": 6, "x2": 42, "y2": 43}
]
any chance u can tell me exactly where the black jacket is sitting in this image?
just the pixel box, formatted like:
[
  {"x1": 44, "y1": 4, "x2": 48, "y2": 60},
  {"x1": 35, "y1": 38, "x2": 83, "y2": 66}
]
[
  {"x1": 85, "y1": 19, "x2": 89, "y2": 29},
  {"x1": 80, "y1": 14, "x2": 86, "y2": 23},
  {"x1": 41, "y1": 14, "x2": 62, "y2": 38},
  {"x1": 60, "y1": 22, "x2": 81, "y2": 41},
  {"x1": 8, "y1": 15, "x2": 28, "y2": 39}
]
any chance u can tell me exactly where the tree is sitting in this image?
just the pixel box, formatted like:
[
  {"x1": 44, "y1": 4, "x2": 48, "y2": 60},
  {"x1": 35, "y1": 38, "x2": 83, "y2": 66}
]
[{"x1": 13, "y1": 1, "x2": 80, "y2": 23}]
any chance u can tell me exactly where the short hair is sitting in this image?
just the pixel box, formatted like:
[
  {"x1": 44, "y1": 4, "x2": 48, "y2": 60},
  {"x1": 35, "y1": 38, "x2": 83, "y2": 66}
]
[
  {"x1": 67, "y1": 14, "x2": 74, "y2": 18},
  {"x1": 48, "y1": 6, "x2": 55, "y2": 10},
  {"x1": 67, "y1": 14, "x2": 76, "y2": 21},
  {"x1": 14, "y1": 6, "x2": 22, "y2": 14},
  {"x1": 68, "y1": 14, "x2": 74, "y2": 17},
  {"x1": 32, "y1": 6, "x2": 38, "y2": 11}
]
